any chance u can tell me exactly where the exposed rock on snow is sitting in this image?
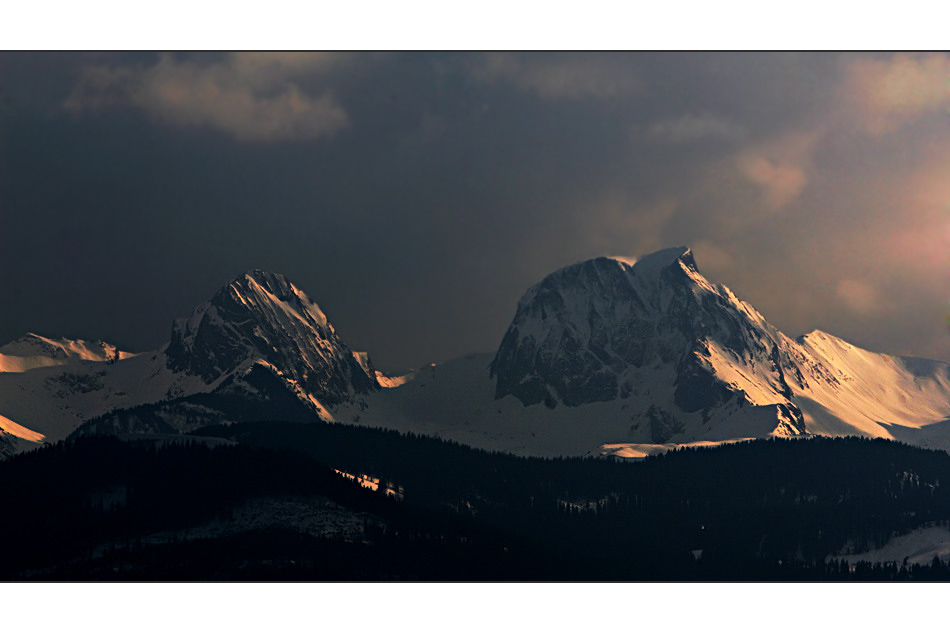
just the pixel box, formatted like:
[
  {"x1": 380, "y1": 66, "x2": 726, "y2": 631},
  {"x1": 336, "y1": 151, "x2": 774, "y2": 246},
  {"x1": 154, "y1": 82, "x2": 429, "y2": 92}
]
[
  {"x1": 166, "y1": 269, "x2": 378, "y2": 405},
  {"x1": 0, "y1": 270, "x2": 382, "y2": 451},
  {"x1": 5, "y1": 251, "x2": 950, "y2": 460},
  {"x1": 343, "y1": 248, "x2": 950, "y2": 457},
  {"x1": 0, "y1": 333, "x2": 134, "y2": 373}
]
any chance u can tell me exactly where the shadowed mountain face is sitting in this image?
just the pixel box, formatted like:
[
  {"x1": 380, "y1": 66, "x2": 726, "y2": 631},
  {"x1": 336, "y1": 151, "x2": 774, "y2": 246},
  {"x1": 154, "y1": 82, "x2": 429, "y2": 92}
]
[
  {"x1": 73, "y1": 272, "x2": 382, "y2": 437},
  {"x1": 166, "y1": 269, "x2": 378, "y2": 406},
  {"x1": 78, "y1": 270, "x2": 382, "y2": 435},
  {"x1": 0, "y1": 270, "x2": 382, "y2": 449},
  {"x1": 490, "y1": 248, "x2": 797, "y2": 412},
  {"x1": 4, "y1": 250, "x2": 950, "y2": 459},
  {"x1": 486, "y1": 247, "x2": 950, "y2": 447}
]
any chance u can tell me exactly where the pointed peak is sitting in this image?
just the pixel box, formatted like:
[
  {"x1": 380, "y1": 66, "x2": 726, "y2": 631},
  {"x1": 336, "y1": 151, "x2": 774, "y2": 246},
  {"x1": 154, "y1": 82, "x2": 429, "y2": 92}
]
[
  {"x1": 638, "y1": 245, "x2": 693, "y2": 266},
  {"x1": 4, "y1": 332, "x2": 47, "y2": 345},
  {"x1": 797, "y1": 329, "x2": 834, "y2": 342},
  {"x1": 212, "y1": 270, "x2": 317, "y2": 311},
  {"x1": 614, "y1": 246, "x2": 695, "y2": 278},
  {"x1": 796, "y1": 330, "x2": 870, "y2": 358},
  {"x1": 235, "y1": 269, "x2": 295, "y2": 295},
  {"x1": 550, "y1": 247, "x2": 696, "y2": 282},
  {"x1": 0, "y1": 332, "x2": 129, "y2": 365},
  {"x1": 241, "y1": 268, "x2": 288, "y2": 284},
  {"x1": 0, "y1": 333, "x2": 44, "y2": 354},
  {"x1": 797, "y1": 329, "x2": 852, "y2": 348},
  {"x1": 518, "y1": 247, "x2": 704, "y2": 308},
  {"x1": 4, "y1": 332, "x2": 66, "y2": 348}
]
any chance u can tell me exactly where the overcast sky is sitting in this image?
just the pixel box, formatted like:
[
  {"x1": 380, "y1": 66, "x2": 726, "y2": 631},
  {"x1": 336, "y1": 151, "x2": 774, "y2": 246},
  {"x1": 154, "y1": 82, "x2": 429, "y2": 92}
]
[{"x1": 1, "y1": 52, "x2": 948, "y2": 372}]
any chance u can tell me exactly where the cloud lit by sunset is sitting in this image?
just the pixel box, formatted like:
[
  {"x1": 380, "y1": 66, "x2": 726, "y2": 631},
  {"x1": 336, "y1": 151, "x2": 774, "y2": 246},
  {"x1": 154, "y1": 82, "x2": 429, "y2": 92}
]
[{"x1": 2, "y1": 52, "x2": 949, "y2": 371}]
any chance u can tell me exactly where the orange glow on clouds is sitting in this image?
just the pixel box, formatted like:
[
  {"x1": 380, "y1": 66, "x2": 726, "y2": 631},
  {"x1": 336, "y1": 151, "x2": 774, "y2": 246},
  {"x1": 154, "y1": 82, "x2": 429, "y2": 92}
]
[{"x1": 844, "y1": 53, "x2": 950, "y2": 135}]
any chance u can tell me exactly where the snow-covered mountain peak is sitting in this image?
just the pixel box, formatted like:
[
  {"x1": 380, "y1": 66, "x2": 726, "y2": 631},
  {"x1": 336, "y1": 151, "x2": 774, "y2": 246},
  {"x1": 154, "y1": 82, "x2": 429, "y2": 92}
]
[
  {"x1": 478, "y1": 246, "x2": 950, "y2": 451},
  {"x1": 1, "y1": 332, "x2": 122, "y2": 360},
  {"x1": 0, "y1": 271, "x2": 384, "y2": 452},
  {"x1": 526, "y1": 247, "x2": 695, "y2": 296},
  {"x1": 166, "y1": 270, "x2": 378, "y2": 408},
  {"x1": 506, "y1": 249, "x2": 697, "y2": 329},
  {"x1": 600, "y1": 246, "x2": 693, "y2": 272},
  {"x1": 797, "y1": 329, "x2": 852, "y2": 348},
  {"x1": 233, "y1": 269, "x2": 331, "y2": 330},
  {"x1": 623, "y1": 245, "x2": 694, "y2": 277},
  {"x1": 242, "y1": 268, "x2": 293, "y2": 293},
  {"x1": 491, "y1": 247, "x2": 735, "y2": 408},
  {"x1": 488, "y1": 246, "x2": 815, "y2": 442},
  {"x1": 0, "y1": 333, "x2": 134, "y2": 373},
  {"x1": 5, "y1": 255, "x2": 950, "y2": 460}
]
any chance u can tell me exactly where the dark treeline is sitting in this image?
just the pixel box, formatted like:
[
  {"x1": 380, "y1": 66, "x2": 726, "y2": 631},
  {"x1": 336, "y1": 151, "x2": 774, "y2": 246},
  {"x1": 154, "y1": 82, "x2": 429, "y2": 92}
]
[
  {"x1": 0, "y1": 435, "x2": 569, "y2": 580},
  {"x1": 4, "y1": 424, "x2": 950, "y2": 580},
  {"x1": 0, "y1": 436, "x2": 394, "y2": 578},
  {"x1": 199, "y1": 422, "x2": 950, "y2": 580}
]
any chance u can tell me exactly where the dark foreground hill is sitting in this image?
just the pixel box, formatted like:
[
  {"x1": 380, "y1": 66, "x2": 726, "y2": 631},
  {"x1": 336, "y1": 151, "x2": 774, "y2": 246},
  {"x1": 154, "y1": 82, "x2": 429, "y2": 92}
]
[{"x1": 5, "y1": 424, "x2": 950, "y2": 580}]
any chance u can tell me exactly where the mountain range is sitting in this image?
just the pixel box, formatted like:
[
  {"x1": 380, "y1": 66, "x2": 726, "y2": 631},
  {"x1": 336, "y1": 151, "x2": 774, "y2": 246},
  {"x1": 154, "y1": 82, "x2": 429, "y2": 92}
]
[{"x1": 3, "y1": 247, "x2": 950, "y2": 460}]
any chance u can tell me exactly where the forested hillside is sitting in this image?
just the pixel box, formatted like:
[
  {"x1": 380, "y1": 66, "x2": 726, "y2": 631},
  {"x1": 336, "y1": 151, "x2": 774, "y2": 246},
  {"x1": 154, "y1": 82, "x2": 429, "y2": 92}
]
[{"x1": 4, "y1": 426, "x2": 950, "y2": 580}]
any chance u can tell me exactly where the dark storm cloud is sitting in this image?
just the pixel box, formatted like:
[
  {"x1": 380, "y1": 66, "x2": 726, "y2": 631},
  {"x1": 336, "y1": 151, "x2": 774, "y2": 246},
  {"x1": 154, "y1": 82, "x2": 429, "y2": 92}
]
[{"x1": 1, "y1": 52, "x2": 948, "y2": 371}]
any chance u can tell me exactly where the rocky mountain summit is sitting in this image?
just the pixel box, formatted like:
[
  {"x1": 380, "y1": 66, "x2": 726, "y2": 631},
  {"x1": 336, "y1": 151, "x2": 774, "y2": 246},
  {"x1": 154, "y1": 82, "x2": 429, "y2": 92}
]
[
  {"x1": 0, "y1": 270, "x2": 381, "y2": 448},
  {"x1": 3, "y1": 250, "x2": 950, "y2": 459},
  {"x1": 165, "y1": 269, "x2": 378, "y2": 407},
  {"x1": 489, "y1": 247, "x2": 808, "y2": 440},
  {"x1": 485, "y1": 247, "x2": 950, "y2": 448}
]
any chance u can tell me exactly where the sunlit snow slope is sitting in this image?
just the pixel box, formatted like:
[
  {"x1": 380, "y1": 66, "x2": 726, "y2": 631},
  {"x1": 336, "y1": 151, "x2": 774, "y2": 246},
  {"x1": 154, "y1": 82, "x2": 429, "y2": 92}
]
[
  {"x1": 0, "y1": 333, "x2": 134, "y2": 373},
  {"x1": 339, "y1": 248, "x2": 950, "y2": 457},
  {"x1": 4, "y1": 253, "x2": 950, "y2": 460},
  {"x1": 0, "y1": 271, "x2": 378, "y2": 452}
]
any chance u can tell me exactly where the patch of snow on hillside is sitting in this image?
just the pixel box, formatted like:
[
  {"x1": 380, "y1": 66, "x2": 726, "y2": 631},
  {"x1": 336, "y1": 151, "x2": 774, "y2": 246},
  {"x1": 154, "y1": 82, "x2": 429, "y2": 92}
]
[
  {"x1": 0, "y1": 333, "x2": 135, "y2": 373},
  {"x1": 833, "y1": 525, "x2": 950, "y2": 566},
  {"x1": 600, "y1": 438, "x2": 755, "y2": 460},
  {"x1": 375, "y1": 369, "x2": 419, "y2": 388},
  {"x1": 793, "y1": 331, "x2": 950, "y2": 441},
  {"x1": 0, "y1": 413, "x2": 46, "y2": 443},
  {"x1": 334, "y1": 469, "x2": 404, "y2": 499},
  {"x1": 0, "y1": 349, "x2": 211, "y2": 448}
]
